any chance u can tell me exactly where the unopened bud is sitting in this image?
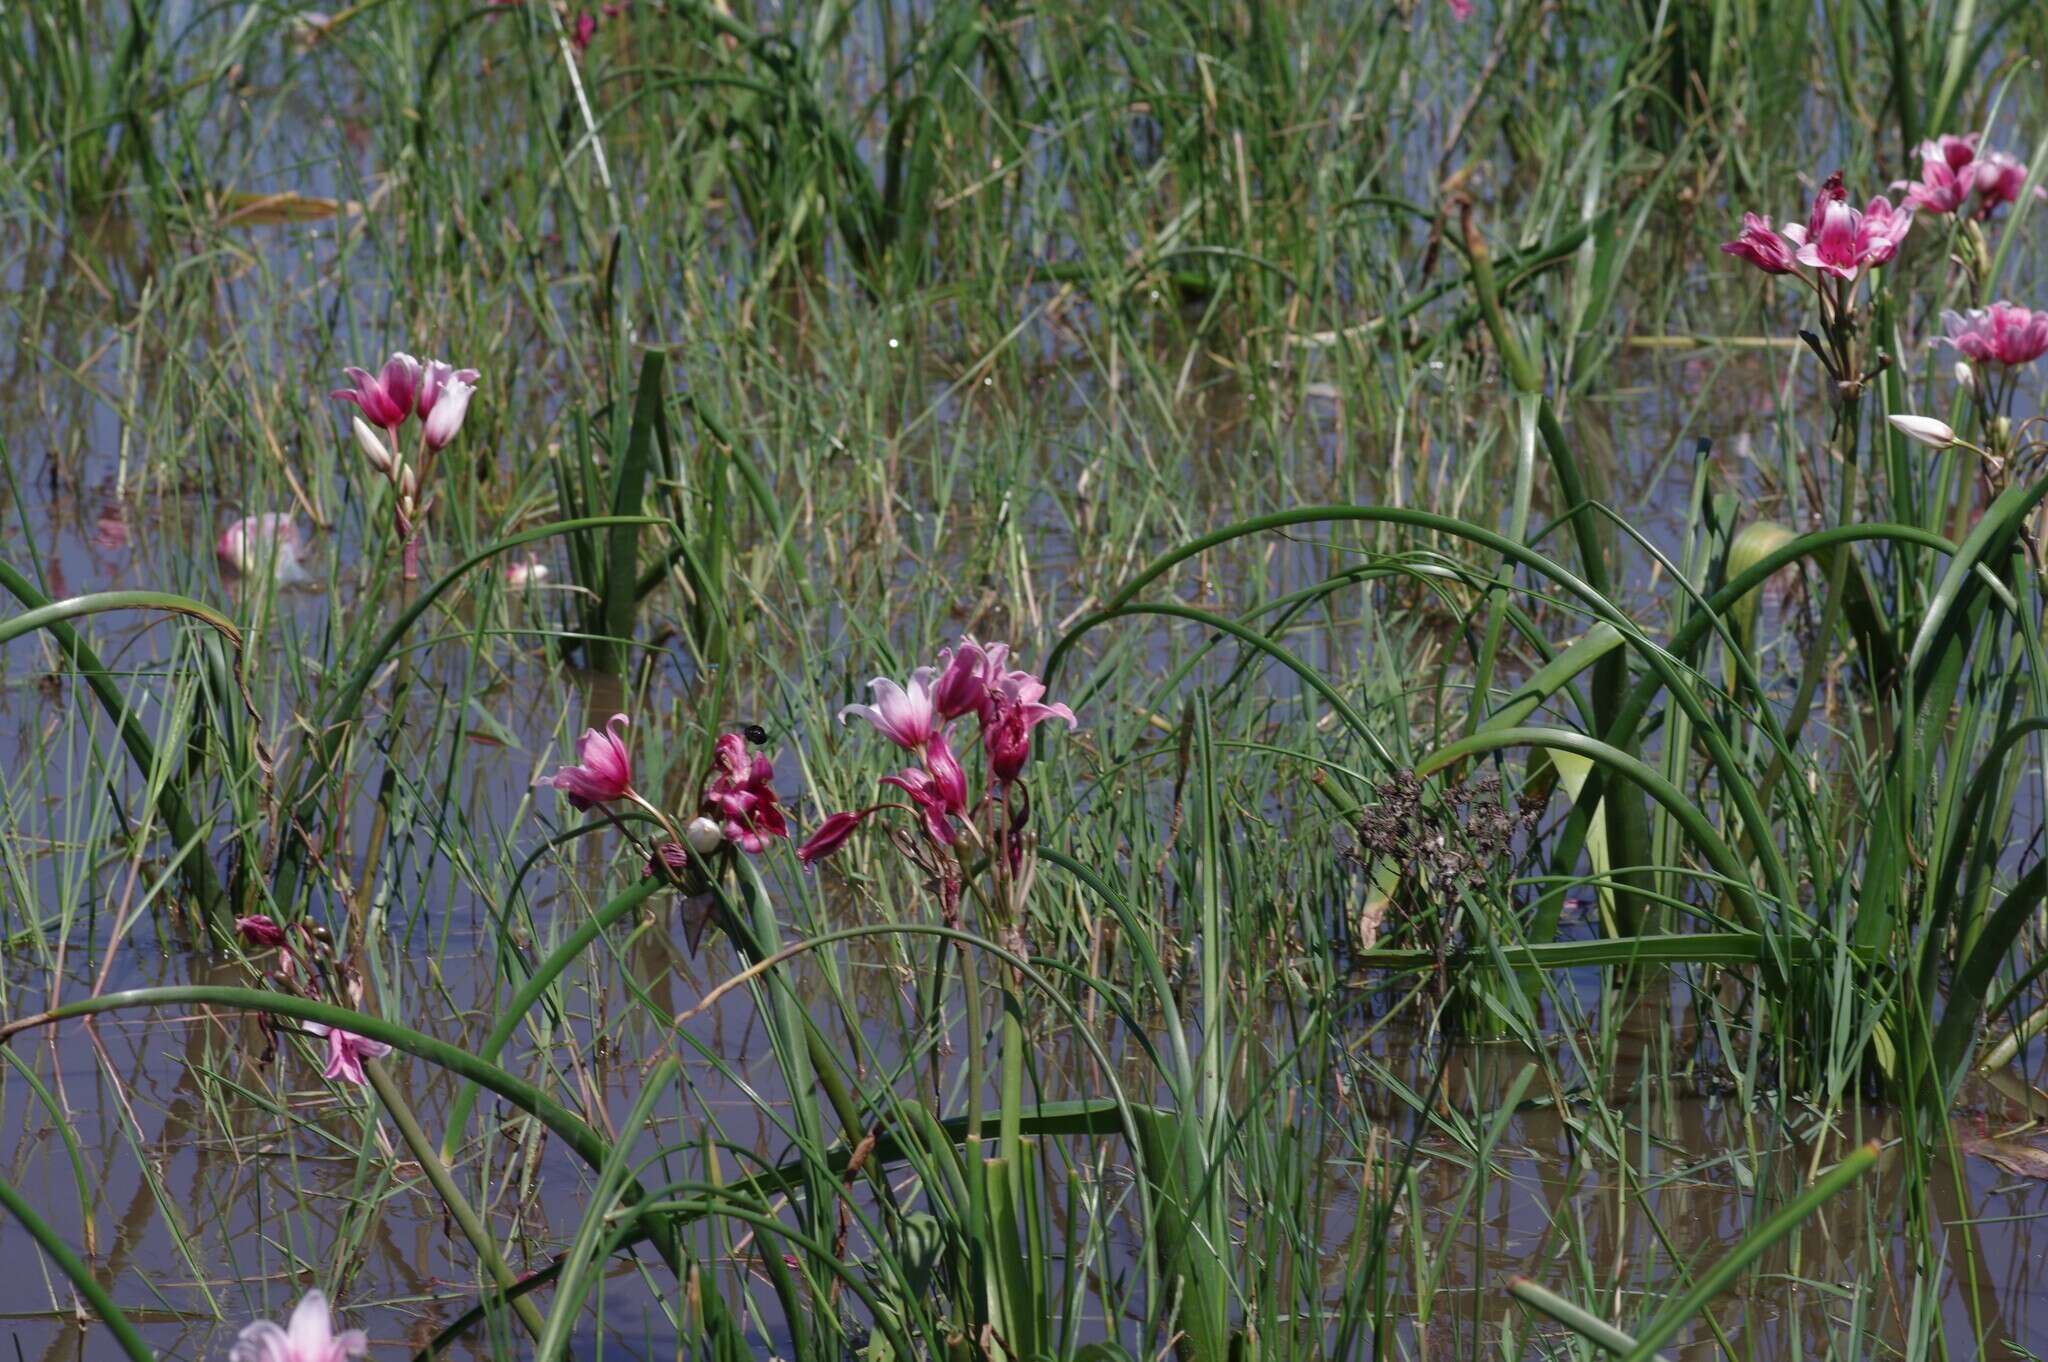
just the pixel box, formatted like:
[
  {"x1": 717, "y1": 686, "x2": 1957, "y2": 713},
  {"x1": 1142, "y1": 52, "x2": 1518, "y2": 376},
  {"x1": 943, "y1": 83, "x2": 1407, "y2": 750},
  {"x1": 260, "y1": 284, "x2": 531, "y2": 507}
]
[
  {"x1": 1887, "y1": 413, "x2": 1956, "y2": 449},
  {"x1": 352, "y1": 416, "x2": 393, "y2": 473},
  {"x1": 1954, "y1": 360, "x2": 1974, "y2": 389},
  {"x1": 685, "y1": 816, "x2": 725, "y2": 855}
]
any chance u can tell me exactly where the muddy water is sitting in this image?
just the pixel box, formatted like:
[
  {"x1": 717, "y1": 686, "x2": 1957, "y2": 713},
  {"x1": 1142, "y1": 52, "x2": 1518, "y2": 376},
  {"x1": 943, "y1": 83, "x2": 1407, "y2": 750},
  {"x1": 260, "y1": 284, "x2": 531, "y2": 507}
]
[
  {"x1": 9, "y1": 297, "x2": 2048, "y2": 1362},
  {"x1": 11, "y1": 13, "x2": 2048, "y2": 1362}
]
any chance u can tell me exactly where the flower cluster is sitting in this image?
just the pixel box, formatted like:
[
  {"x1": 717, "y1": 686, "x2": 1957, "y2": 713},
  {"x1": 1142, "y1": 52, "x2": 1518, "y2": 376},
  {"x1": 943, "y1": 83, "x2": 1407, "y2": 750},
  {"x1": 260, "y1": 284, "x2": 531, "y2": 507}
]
[
  {"x1": 1721, "y1": 172, "x2": 1910, "y2": 283},
  {"x1": 332, "y1": 352, "x2": 478, "y2": 579},
  {"x1": 798, "y1": 636, "x2": 1076, "y2": 880},
  {"x1": 1897, "y1": 133, "x2": 2037, "y2": 219},
  {"x1": 227, "y1": 914, "x2": 392, "y2": 1091},
  {"x1": 533, "y1": 716, "x2": 788, "y2": 913},
  {"x1": 1943, "y1": 302, "x2": 2048, "y2": 369}
]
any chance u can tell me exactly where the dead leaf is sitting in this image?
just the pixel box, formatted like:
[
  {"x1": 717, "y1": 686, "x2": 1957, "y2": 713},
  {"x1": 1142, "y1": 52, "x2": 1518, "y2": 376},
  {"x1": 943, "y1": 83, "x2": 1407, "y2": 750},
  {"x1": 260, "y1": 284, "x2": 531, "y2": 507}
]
[
  {"x1": 1961, "y1": 1133, "x2": 2048, "y2": 1180},
  {"x1": 216, "y1": 190, "x2": 356, "y2": 227}
]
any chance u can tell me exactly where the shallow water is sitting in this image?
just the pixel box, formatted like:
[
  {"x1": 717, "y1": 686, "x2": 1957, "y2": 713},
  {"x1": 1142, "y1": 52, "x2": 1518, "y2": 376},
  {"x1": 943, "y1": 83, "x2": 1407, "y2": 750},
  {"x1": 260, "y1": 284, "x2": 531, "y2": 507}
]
[{"x1": 11, "y1": 3, "x2": 2048, "y2": 1360}]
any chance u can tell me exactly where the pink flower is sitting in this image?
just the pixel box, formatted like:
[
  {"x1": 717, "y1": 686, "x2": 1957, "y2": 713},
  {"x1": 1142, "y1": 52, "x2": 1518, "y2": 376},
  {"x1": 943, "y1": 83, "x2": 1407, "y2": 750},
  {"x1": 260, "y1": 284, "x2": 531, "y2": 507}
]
[
  {"x1": 1922, "y1": 133, "x2": 1980, "y2": 173},
  {"x1": 982, "y1": 673, "x2": 1076, "y2": 784},
  {"x1": 1720, "y1": 212, "x2": 1795, "y2": 274},
  {"x1": 422, "y1": 374, "x2": 475, "y2": 451},
  {"x1": 840, "y1": 670, "x2": 940, "y2": 750},
  {"x1": 881, "y1": 768, "x2": 959, "y2": 845},
  {"x1": 229, "y1": 1290, "x2": 368, "y2": 1362},
  {"x1": 504, "y1": 557, "x2": 550, "y2": 590},
  {"x1": 537, "y1": 714, "x2": 635, "y2": 809},
  {"x1": 571, "y1": 10, "x2": 597, "y2": 48},
  {"x1": 931, "y1": 637, "x2": 1007, "y2": 720},
  {"x1": 925, "y1": 733, "x2": 968, "y2": 814},
  {"x1": 303, "y1": 1021, "x2": 392, "y2": 1086},
  {"x1": 1974, "y1": 150, "x2": 2035, "y2": 211},
  {"x1": 1781, "y1": 179, "x2": 1910, "y2": 280},
  {"x1": 331, "y1": 353, "x2": 421, "y2": 430},
  {"x1": 1942, "y1": 302, "x2": 2048, "y2": 367},
  {"x1": 704, "y1": 733, "x2": 789, "y2": 853},
  {"x1": 1446, "y1": 0, "x2": 1473, "y2": 16},
  {"x1": 217, "y1": 514, "x2": 310, "y2": 584},
  {"x1": 797, "y1": 809, "x2": 871, "y2": 865},
  {"x1": 1900, "y1": 156, "x2": 1973, "y2": 215},
  {"x1": 236, "y1": 915, "x2": 289, "y2": 948}
]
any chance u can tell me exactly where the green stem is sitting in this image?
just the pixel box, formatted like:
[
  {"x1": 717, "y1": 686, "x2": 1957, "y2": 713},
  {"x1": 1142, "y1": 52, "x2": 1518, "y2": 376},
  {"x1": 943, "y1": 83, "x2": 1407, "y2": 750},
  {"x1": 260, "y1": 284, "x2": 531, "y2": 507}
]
[
  {"x1": 366, "y1": 1061, "x2": 548, "y2": 1343},
  {"x1": 1886, "y1": 0, "x2": 1920, "y2": 156}
]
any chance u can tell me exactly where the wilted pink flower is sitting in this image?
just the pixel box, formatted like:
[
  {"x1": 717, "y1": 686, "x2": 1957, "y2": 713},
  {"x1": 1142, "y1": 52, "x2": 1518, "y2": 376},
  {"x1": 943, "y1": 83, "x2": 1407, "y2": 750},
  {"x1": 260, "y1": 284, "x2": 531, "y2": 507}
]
[
  {"x1": 229, "y1": 1290, "x2": 368, "y2": 1362},
  {"x1": 704, "y1": 733, "x2": 789, "y2": 853},
  {"x1": 217, "y1": 514, "x2": 310, "y2": 584},
  {"x1": 537, "y1": 714, "x2": 635, "y2": 809},
  {"x1": 797, "y1": 809, "x2": 871, "y2": 865},
  {"x1": 840, "y1": 670, "x2": 940, "y2": 750},
  {"x1": 1720, "y1": 212, "x2": 1795, "y2": 274},
  {"x1": 925, "y1": 733, "x2": 968, "y2": 814},
  {"x1": 1781, "y1": 180, "x2": 1910, "y2": 280},
  {"x1": 880, "y1": 768, "x2": 959, "y2": 845},
  {"x1": 983, "y1": 673, "x2": 1076, "y2": 784},
  {"x1": 1943, "y1": 302, "x2": 2048, "y2": 367},
  {"x1": 571, "y1": 10, "x2": 597, "y2": 48},
  {"x1": 302, "y1": 1021, "x2": 392, "y2": 1086},
  {"x1": 330, "y1": 353, "x2": 421, "y2": 430},
  {"x1": 645, "y1": 840, "x2": 689, "y2": 879},
  {"x1": 236, "y1": 915, "x2": 289, "y2": 948},
  {"x1": 421, "y1": 372, "x2": 476, "y2": 451},
  {"x1": 931, "y1": 637, "x2": 1007, "y2": 720}
]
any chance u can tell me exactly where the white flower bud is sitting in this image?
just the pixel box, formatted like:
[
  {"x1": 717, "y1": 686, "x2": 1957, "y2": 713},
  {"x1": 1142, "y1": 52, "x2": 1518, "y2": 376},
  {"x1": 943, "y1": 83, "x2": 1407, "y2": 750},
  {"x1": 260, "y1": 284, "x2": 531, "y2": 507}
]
[
  {"x1": 685, "y1": 816, "x2": 725, "y2": 855},
  {"x1": 352, "y1": 416, "x2": 393, "y2": 473},
  {"x1": 1955, "y1": 360, "x2": 1974, "y2": 389},
  {"x1": 1887, "y1": 413, "x2": 1956, "y2": 449}
]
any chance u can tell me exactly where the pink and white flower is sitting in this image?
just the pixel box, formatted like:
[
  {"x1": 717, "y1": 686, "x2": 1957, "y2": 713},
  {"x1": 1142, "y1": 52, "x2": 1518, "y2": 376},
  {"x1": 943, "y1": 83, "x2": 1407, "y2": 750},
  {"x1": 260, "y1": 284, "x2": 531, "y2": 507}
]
[
  {"x1": 704, "y1": 733, "x2": 789, "y2": 853},
  {"x1": 924, "y1": 733, "x2": 968, "y2": 814},
  {"x1": 421, "y1": 371, "x2": 477, "y2": 451},
  {"x1": 880, "y1": 767, "x2": 960, "y2": 846},
  {"x1": 1900, "y1": 149, "x2": 1975, "y2": 215},
  {"x1": 331, "y1": 353, "x2": 421, "y2": 430},
  {"x1": 503, "y1": 557, "x2": 550, "y2": 591},
  {"x1": 229, "y1": 1290, "x2": 368, "y2": 1362},
  {"x1": 1974, "y1": 150, "x2": 2035, "y2": 211},
  {"x1": 983, "y1": 676, "x2": 1077, "y2": 784},
  {"x1": 217, "y1": 514, "x2": 310, "y2": 584},
  {"x1": 1719, "y1": 212, "x2": 1796, "y2": 275},
  {"x1": 1943, "y1": 302, "x2": 2048, "y2": 367},
  {"x1": 537, "y1": 714, "x2": 636, "y2": 809},
  {"x1": 302, "y1": 1021, "x2": 392, "y2": 1087},
  {"x1": 931, "y1": 637, "x2": 1007, "y2": 720},
  {"x1": 1780, "y1": 179, "x2": 1911, "y2": 280},
  {"x1": 840, "y1": 669, "x2": 940, "y2": 750}
]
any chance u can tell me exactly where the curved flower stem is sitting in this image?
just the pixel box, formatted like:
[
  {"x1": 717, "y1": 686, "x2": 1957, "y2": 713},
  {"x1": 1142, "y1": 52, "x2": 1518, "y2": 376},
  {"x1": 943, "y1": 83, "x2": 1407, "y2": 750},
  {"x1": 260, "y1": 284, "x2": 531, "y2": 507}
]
[{"x1": 365, "y1": 1059, "x2": 548, "y2": 1343}]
